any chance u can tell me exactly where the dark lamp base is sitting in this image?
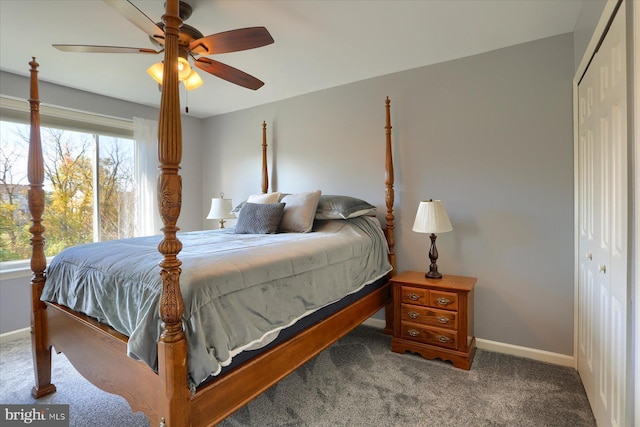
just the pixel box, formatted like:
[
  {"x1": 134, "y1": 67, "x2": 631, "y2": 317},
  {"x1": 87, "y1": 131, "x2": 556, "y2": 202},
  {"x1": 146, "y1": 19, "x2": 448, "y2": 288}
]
[
  {"x1": 425, "y1": 270, "x2": 443, "y2": 279},
  {"x1": 424, "y1": 233, "x2": 443, "y2": 279}
]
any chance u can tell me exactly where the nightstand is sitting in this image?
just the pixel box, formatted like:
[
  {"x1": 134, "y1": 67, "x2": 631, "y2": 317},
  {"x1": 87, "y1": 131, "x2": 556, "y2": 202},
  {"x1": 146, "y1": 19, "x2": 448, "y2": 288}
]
[{"x1": 390, "y1": 271, "x2": 477, "y2": 370}]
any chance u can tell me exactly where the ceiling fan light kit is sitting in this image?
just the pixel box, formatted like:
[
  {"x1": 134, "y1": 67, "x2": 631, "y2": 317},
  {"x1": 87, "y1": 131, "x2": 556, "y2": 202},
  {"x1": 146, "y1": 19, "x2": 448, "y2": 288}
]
[
  {"x1": 53, "y1": 0, "x2": 274, "y2": 92},
  {"x1": 146, "y1": 55, "x2": 204, "y2": 91}
]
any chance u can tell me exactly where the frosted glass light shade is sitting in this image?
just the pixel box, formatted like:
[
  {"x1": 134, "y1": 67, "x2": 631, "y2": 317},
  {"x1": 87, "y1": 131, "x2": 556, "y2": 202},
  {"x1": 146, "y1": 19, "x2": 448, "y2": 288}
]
[
  {"x1": 183, "y1": 70, "x2": 204, "y2": 91},
  {"x1": 146, "y1": 62, "x2": 164, "y2": 84},
  {"x1": 412, "y1": 200, "x2": 453, "y2": 234},
  {"x1": 177, "y1": 57, "x2": 191, "y2": 81}
]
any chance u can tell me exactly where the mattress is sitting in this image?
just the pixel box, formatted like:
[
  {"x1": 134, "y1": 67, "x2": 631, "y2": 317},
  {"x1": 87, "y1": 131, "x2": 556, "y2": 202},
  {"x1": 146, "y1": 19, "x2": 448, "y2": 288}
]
[{"x1": 41, "y1": 216, "x2": 392, "y2": 388}]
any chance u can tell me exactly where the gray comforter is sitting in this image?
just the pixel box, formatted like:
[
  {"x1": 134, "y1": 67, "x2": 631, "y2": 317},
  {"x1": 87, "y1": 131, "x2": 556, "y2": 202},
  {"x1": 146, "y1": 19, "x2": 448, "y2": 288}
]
[{"x1": 41, "y1": 216, "x2": 391, "y2": 388}]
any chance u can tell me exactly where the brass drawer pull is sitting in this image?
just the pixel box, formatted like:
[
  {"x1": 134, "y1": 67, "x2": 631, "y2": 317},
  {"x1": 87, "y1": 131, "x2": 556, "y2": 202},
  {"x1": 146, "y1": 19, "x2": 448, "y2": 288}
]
[
  {"x1": 435, "y1": 297, "x2": 452, "y2": 306},
  {"x1": 408, "y1": 293, "x2": 421, "y2": 301},
  {"x1": 408, "y1": 311, "x2": 419, "y2": 319},
  {"x1": 408, "y1": 329, "x2": 420, "y2": 337},
  {"x1": 437, "y1": 335, "x2": 451, "y2": 343},
  {"x1": 436, "y1": 315, "x2": 449, "y2": 324}
]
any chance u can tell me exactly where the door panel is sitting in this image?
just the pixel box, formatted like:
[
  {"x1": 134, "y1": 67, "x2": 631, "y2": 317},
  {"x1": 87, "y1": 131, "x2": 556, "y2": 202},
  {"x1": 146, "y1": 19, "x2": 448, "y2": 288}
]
[{"x1": 577, "y1": 31, "x2": 599, "y2": 407}]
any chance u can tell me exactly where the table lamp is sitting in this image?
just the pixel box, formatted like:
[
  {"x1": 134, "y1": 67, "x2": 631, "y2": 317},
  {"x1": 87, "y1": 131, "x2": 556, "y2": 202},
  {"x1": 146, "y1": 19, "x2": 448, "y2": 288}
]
[
  {"x1": 206, "y1": 193, "x2": 234, "y2": 229},
  {"x1": 412, "y1": 199, "x2": 453, "y2": 279}
]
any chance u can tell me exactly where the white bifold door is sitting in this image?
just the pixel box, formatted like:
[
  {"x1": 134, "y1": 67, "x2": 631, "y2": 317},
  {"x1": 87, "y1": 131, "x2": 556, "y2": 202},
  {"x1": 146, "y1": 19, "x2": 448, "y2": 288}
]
[{"x1": 577, "y1": 3, "x2": 629, "y2": 427}]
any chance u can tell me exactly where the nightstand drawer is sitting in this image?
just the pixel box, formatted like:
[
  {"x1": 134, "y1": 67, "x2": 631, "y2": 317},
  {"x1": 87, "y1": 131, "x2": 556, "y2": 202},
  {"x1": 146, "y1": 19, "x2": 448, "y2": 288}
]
[
  {"x1": 429, "y1": 290, "x2": 458, "y2": 311},
  {"x1": 400, "y1": 286, "x2": 428, "y2": 306},
  {"x1": 400, "y1": 323, "x2": 458, "y2": 350},
  {"x1": 400, "y1": 304, "x2": 458, "y2": 330}
]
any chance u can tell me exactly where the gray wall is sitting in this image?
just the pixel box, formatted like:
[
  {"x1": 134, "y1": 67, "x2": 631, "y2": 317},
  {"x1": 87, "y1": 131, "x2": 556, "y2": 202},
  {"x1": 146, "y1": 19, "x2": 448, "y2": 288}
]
[
  {"x1": 0, "y1": 276, "x2": 30, "y2": 334},
  {"x1": 573, "y1": 0, "x2": 607, "y2": 72},
  {"x1": 202, "y1": 33, "x2": 575, "y2": 356}
]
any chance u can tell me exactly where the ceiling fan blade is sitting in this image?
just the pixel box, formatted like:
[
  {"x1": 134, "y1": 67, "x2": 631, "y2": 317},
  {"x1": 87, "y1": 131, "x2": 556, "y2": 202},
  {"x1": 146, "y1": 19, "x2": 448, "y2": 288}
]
[
  {"x1": 53, "y1": 44, "x2": 160, "y2": 54},
  {"x1": 190, "y1": 27, "x2": 274, "y2": 55},
  {"x1": 195, "y1": 57, "x2": 265, "y2": 90},
  {"x1": 103, "y1": 0, "x2": 165, "y2": 42}
]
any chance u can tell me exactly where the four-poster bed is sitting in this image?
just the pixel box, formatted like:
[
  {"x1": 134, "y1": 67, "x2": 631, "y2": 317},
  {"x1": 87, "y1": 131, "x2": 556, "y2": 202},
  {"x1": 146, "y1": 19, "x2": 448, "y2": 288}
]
[{"x1": 27, "y1": 2, "x2": 396, "y2": 426}]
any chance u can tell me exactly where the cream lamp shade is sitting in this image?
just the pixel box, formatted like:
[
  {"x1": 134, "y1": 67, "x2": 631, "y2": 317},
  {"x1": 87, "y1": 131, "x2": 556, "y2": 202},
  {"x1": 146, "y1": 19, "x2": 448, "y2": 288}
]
[
  {"x1": 206, "y1": 194, "x2": 235, "y2": 228},
  {"x1": 412, "y1": 199, "x2": 452, "y2": 279},
  {"x1": 412, "y1": 200, "x2": 453, "y2": 234}
]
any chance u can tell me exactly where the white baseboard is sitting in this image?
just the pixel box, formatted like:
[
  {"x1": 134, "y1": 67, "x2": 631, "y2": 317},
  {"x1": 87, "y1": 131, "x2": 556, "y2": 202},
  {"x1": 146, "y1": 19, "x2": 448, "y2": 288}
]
[
  {"x1": 363, "y1": 317, "x2": 386, "y2": 329},
  {"x1": 475, "y1": 338, "x2": 574, "y2": 368},
  {"x1": 363, "y1": 318, "x2": 575, "y2": 368},
  {"x1": 0, "y1": 327, "x2": 30, "y2": 344}
]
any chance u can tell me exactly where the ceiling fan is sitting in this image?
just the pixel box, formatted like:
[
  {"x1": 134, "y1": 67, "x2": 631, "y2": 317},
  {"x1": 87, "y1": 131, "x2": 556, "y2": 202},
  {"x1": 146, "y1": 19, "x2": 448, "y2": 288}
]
[{"x1": 52, "y1": 0, "x2": 274, "y2": 91}]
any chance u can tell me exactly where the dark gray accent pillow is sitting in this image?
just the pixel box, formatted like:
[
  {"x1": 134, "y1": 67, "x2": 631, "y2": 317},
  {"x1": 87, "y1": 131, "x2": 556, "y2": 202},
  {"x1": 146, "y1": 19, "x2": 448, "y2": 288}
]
[
  {"x1": 315, "y1": 195, "x2": 376, "y2": 220},
  {"x1": 235, "y1": 202, "x2": 285, "y2": 234}
]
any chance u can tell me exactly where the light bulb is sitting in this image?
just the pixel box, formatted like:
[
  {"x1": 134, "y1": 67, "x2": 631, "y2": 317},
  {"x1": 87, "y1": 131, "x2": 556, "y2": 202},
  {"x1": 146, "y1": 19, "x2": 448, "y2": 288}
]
[{"x1": 177, "y1": 57, "x2": 191, "y2": 81}]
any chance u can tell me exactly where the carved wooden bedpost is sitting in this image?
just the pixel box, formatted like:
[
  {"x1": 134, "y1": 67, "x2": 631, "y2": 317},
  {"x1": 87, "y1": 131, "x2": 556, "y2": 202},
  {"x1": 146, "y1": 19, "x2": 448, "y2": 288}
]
[
  {"x1": 156, "y1": 1, "x2": 190, "y2": 426},
  {"x1": 261, "y1": 121, "x2": 268, "y2": 193},
  {"x1": 27, "y1": 57, "x2": 57, "y2": 399},
  {"x1": 384, "y1": 96, "x2": 396, "y2": 334},
  {"x1": 384, "y1": 97, "x2": 395, "y2": 272}
]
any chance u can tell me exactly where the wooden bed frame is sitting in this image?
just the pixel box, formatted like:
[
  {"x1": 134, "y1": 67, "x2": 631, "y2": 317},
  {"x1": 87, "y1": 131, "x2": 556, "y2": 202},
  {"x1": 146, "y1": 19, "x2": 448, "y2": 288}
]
[{"x1": 27, "y1": 2, "x2": 395, "y2": 425}]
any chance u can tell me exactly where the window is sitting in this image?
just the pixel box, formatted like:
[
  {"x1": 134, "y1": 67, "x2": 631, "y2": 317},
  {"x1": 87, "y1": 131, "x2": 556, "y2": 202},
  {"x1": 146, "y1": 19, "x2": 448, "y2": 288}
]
[{"x1": 0, "y1": 98, "x2": 135, "y2": 264}]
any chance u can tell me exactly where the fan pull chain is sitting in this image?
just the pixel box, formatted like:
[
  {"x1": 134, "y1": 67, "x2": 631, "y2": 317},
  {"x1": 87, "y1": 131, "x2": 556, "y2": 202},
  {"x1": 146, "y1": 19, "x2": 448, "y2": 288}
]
[{"x1": 185, "y1": 85, "x2": 189, "y2": 114}]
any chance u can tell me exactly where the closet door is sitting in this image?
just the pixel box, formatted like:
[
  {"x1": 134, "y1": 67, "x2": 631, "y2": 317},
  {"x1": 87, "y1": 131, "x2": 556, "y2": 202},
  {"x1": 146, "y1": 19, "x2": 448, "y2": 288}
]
[{"x1": 577, "y1": 4, "x2": 628, "y2": 427}]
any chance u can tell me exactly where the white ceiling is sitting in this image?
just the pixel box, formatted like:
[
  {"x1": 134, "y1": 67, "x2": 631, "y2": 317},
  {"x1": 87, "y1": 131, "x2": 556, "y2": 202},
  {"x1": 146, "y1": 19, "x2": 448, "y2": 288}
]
[{"x1": 0, "y1": 0, "x2": 584, "y2": 118}]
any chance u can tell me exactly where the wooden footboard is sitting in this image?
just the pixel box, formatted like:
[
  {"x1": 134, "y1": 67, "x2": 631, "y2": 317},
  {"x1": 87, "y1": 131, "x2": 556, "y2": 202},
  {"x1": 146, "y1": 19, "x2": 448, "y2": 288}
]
[
  {"x1": 46, "y1": 303, "x2": 160, "y2": 421},
  {"x1": 40, "y1": 280, "x2": 389, "y2": 426}
]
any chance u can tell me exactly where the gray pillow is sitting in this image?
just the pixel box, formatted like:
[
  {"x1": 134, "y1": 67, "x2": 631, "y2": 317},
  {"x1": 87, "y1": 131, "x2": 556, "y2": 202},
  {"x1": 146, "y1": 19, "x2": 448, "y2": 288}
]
[
  {"x1": 279, "y1": 190, "x2": 322, "y2": 233},
  {"x1": 235, "y1": 202, "x2": 285, "y2": 234},
  {"x1": 315, "y1": 195, "x2": 376, "y2": 220}
]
